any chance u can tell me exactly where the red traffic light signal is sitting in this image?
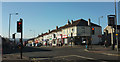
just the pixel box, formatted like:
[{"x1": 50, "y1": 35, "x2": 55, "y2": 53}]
[
  {"x1": 17, "y1": 21, "x2": 22, "y2": 32},
  {"x1": 92, "y1": 27, "x2": 95, "y2": 35},
  {"x1": 92, "y1": 28, "x2": 94, "y2": 30},
  {"x1": 19, "y1": 22, "x2": 21, "y2": 25},
  {"x1": 17, "y1": 18, "x2": 23, "y2": 33}
]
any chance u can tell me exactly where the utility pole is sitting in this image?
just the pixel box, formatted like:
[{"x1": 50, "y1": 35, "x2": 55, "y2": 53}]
[
  {"x1": 98, "y1": 16, "x2": 103, "y2": 44},
  {"x1": 115, "y1": 0, "x2": 119, "y2": 52}
]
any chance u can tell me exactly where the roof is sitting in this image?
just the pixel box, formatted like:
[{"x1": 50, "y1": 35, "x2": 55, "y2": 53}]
[
  {"x1": 71, "y1": 19, "x2": 101, "y2": 27},
  {"x1": 60, "y1": 19, "x2": 101, "y2": 29},
  {"x1": 36, "y1": 18, "x2": 101, "y2": 38}
]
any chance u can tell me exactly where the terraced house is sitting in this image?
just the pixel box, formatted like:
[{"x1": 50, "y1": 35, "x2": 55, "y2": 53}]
[{"x1": 30, "y1": 18, "x2": 102, "y2": 46}]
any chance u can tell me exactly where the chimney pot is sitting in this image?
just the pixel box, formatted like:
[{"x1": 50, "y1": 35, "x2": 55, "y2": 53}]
[
  {"x1": 67, "y1": 19, "x2": 71, "y2": 25},
  {"x1": 48, "y1": 30, "x2": 50, "y2": 33},
  {"x1": 88, "y1": 18, "x2": 91, "y2": 26},
  {"x1": 71, "y1": 20, "x2": 73, "y2": 24},
  {"x1": 56, "y1": 26, "x2": 58, "y2": 30}
]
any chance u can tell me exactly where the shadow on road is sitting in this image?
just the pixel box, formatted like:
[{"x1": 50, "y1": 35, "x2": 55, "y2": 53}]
[{"x1": 3, "y1": 46, "x2": 52, "y2": 54}]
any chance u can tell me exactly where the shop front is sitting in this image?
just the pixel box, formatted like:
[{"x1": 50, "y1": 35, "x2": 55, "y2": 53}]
[{"x1": 62, "y1": 35, "x2": 68, "y2": 45}]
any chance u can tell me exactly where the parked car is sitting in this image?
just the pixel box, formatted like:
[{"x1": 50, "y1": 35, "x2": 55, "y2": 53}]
[
  {"x1": 82, "y1": 39, "x2": 86, "y2": 45},
  {"x1": 36, "y1": 43, "x2": 42, "y2": 47},
  {"x1": 26, "y1": 43, "x2": 32, "y2": 46}
]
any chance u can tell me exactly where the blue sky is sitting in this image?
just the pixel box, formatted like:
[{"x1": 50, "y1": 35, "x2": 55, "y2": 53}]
[{"x1": 2, "y1": 2, "x2": 116, "y2": 38}]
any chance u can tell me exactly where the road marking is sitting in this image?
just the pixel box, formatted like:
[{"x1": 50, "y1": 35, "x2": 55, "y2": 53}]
[
  {"x1": 101, "y1": 53, "x2": 120, "y2": 56},
  {"x1": 70, "y1": 55, "x2": 96, "y2": 60},
  {"x1": 84, "y1": 49, "x2": 120, "y2": 56},
  {"x1": 31, "y1": 58, "x2": 50, "y2": 60},
  {"x1": 30, "y1": 55, "x2": 109, "y2": 62},
  {"x1": 54, "y1": 55, "x2": 96, "y2": 60}
]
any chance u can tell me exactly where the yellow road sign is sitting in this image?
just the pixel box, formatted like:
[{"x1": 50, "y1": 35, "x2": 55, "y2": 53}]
[{"x1": 116, "y1": 34, "x2": 118, "y2": 36}]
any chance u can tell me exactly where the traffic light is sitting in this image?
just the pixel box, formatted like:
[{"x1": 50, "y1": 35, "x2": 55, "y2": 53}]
[
  {"x1": 92, "y1": 27, "x2": 95, "y2": 35},
  {"x1": 12, "y1": 34, "x2": 15, "y2": 39},
  {"x1": 17, "y1": 21, "x2": 22, "y2": 32}
]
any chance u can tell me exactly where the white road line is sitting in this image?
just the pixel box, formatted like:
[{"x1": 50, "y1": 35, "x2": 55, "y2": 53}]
[
  {"x1": 101, "y1": 53, "x2": 120, "y2": 56},
  {"x1": 84, "y1": 49, "x2": 120, "y2": 56},
  {"x1": 54, "y1": 55, "x2": 96, "y2": 60},
  {"x1": 31, "y1": 58, "x2": 50, "y2": 60},
  {"x1": 70, "y1": 55, "x2": 96, "y2": 60}
]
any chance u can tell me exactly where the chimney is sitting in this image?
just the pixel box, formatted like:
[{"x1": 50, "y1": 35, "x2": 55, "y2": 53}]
[
  {"x1": 71, "y1": 20, "x2": 73, "y2": 24},
  {"x1": 67, "y1": 19, "x2": 71, "y2": 25},
  {"x1": 56, "y1": 26, "x2": 58, "y2": 30},
  {"x1": 41, "y1": 33, "x2": 43, "y2": 35},
  {"x1": 48, "y1": 30, "x2": 50, "y2": 33},
  {"x1": 88, "y1": 18, "x2": 91, "y2": 26}
]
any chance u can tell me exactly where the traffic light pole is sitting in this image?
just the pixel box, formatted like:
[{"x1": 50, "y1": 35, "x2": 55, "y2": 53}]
[
  {"x1": 17, "y1": 18, "x2": 23, "y2": 59},
  {"x1": 20, "y1": 19, "x2": 23, "y2": 59}
]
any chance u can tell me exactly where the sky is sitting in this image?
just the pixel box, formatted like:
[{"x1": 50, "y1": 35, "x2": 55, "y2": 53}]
[
  {"x1": 2, "y1": 2, "x2": 118, "y2": 39},
  {"x1": 1, "y1": 0, "x2": 120, "y2": 2}
]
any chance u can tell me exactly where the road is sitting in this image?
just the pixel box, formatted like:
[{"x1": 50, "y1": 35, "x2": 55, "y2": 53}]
[{"x1": 2, "y1": 45, "x2": 120, "y2": 62}]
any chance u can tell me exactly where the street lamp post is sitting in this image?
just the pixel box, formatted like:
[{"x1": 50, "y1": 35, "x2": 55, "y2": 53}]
[
  {"x1": 8, "y1": 13, "x2": 18, "y2": 40},
  {"x1": 98, "y1": 16, "x2": 103, "y2": 26},
  {"x1": 98, "y1": 16, "x2": 103, "y2": 44}
]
